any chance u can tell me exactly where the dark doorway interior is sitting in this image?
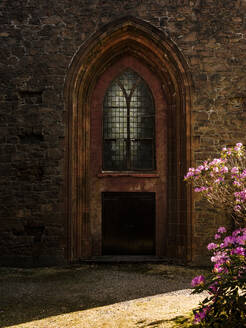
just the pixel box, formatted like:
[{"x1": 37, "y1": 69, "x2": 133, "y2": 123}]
[{"x1": 102, "y1": 192, "x2": 155, "y2": 255}]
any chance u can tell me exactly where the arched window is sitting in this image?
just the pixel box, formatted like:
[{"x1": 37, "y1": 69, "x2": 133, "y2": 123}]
[{"x1": 103, "y1": 69, "x2": 155, "y2": 171}]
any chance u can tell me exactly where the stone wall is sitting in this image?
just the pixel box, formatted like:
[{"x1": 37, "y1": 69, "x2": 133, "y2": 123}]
[{"x1": 1, "y1": 0, "x2": 246, "y2": 265}]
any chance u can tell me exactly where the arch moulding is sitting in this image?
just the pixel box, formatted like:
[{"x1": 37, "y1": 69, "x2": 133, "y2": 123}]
[{"x1": 64, "y1": 16, "x2": 193, "y2": 263}]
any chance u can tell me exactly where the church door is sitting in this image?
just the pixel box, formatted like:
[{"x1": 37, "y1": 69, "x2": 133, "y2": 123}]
[{"x1": 89, "y1": 56, "x2": 167, "y2": 257}]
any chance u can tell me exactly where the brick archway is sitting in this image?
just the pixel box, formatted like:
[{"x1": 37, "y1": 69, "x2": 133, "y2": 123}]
[{"x1": 64, "y1": 16, "x2": 192, "y2": 263}]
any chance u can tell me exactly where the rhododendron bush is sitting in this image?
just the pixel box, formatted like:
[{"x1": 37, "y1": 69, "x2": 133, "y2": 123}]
[
  {"x1": 185, "y1": 143, "x2": 246, "y2": 226},
  {"x1": 191, "y1": 227, "x2": 246, "y2": 327},
  {"x1": 185, "y1": 144, "x2": 246, "y2": 327}
]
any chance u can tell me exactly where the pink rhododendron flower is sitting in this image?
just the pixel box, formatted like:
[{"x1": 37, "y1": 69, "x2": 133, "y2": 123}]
[
  {"x1": 203, "y1": 161, "x2": 209, "y2": 170},
  {"x1": 191, "y1": 275, "x2": 205, "y2": 287},
  {"x1": 214, "y1": 233, "x2": 221, "y2": 240},
  {"x1": 220, "y1": 166, "x2": 228, "y2": 173},
  {"x1": 232, "y1": 229, "x2": 242, "y2": 237},
  {"x1": 194, "y1": 306, "x2": 211, "y2": 324},
  {"x1": 194, "y1": 186, "x2": 208, "y2": 192},
  {"x1": 231, "y1": 247, "x2": 245, "y2": 256},
  {"x1": 234, "y1": 205, "x2": 241, "y2": 212},
  {"x1": 194, "y1": 312, "x2": 202, "y2": 324},
  {"x1": 224, "y1": 235, "x2": 235, "y2": 243},
  {"x1": 234, "y1": 189, "x2": 246, "y2": 202},
  {"x1": 211, "y1": 251, "x2": 228, "y2": 263},
  {"x1": 197, "y1": 165, "x2": 204, "y2": 172},
  {"x1": 210, "y1": 158, "x2": 223, "y2": 165},
  {"x1": 218, "y1": 227, "x2": 226, "y2": 234},
  {"x1": 213, "y1": 166, "x2": 219, "y2": 173},
  {"x1": 184, "y1": 168, "x2": 196, "y2": 179},
  {"x1": 233, "y1": 181, "x2": 242, "y2": 187},
  {"x1": 234, "y1": 143, "x2": 243, "y2": 152},
  {"x1": 235, "y1": 235, "x2": 246, "y2": 245},
  {"x1": 240, "y1": 169, "x2": 246, "y2": 178},
  {"x1": 207, "y1": 242, "x2": 217, "y2": 250},
  {"x1": 215, "y1": 177, "x2": 224, "y2": 183},
  {"x1": 222, "y1": 236, "x2": 236, "y2": 247},
  {"x1": 231, "y1": 167, "x2": 239, "y2": 174},
  {"x1": 213, "y1": 263, "x2": 228, "y2": 274}
]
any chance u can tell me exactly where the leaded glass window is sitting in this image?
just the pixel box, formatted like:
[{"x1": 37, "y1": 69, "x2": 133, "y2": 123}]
[{"x1": 103, "y1": 69, "x2": 155, "y2": 171}]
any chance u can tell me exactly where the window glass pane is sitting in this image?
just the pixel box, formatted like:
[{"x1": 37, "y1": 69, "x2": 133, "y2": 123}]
[
  {"x1": 103, "y1": 82, "x2": 127, "y2": 140},
  {"x1": 118, "y1": 70, "x2": 139, "y2": 96},
  {"x1": 103, "y1": 69, "x2": 155, "y2": 171},
  {"x1": 103, "y1": 140, "x2": 126, "y2": 170},
  {"x1": 131, "y1": 140, "x2": 154, "y2": 170}
]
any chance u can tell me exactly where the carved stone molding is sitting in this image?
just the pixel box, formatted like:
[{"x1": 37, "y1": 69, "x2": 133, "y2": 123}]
[{"x1": 64, "y1": 16, "x2": 193, "y2": 263}]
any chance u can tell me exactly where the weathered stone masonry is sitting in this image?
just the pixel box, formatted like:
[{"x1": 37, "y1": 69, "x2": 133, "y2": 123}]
[{"x1": 1, "y1": 0, "x2": 246, "y2": 265}]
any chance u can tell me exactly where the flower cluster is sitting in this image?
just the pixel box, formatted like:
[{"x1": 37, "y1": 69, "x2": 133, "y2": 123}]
[
  {"x1": 191, "y1": 275, "x2": 205, "y2": 288},
  {"x1": 185, "y1": 144, "x2": 246, "y2": 326},
  {"x1": 194, "y1": 306, "x2": 211, "y2": 325},
  {"x1": 191, "y1": 227, "x2": 246, "y2": 326},
  {"x1": 185, "y1": 143, "x2": 246, "y2": 225}
]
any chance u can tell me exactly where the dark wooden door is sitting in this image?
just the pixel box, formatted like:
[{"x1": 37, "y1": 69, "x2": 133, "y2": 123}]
[{"x1": 102, "y1": 192, "x2": 155, "y2": 255}]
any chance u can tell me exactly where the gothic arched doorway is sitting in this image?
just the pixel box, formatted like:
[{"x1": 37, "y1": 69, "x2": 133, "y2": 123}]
[
  {"x1": 64, "y1": 17, "x2": 192, "y2": 263},
  {"x1": 90, "y1": 56, "x2": 167, "y2": 256}
]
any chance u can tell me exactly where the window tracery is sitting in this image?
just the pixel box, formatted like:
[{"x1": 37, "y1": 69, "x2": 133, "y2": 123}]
[{"x1": 103, "y1": 69, "x2": 155, "y2": 171}]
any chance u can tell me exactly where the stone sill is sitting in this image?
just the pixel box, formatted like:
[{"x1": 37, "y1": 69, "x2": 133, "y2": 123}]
[{"x1": 97, "y1": 172, "x2": 159, "y2": 178}]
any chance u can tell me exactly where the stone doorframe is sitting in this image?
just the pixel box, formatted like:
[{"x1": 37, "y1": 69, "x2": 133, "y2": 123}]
[{"x1": 64, "y1": 16, "x2": 193, "y2": 263}]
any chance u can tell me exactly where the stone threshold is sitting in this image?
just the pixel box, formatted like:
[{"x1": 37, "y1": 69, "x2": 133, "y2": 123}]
[{"x1": 79, "y1": 255, "x2": 186, "y2": 265}]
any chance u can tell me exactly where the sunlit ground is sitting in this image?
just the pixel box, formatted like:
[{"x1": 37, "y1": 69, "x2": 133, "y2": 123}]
[{"x1": 0, "y1": 264, "x2": 208, "y2": 328}]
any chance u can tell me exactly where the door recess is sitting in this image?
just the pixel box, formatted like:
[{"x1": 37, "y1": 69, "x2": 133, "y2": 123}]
[{"x1": 102, "y1": 192, "x2": 155, "y2": 255}]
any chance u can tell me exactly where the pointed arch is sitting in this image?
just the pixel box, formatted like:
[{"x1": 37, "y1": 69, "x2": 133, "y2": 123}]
[{"x1": 64, "y1": 16, "x2": 192, "y2": 263}]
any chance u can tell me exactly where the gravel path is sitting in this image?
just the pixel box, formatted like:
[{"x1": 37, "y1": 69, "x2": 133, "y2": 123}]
[
  {"x1": 64, "y1": 288, "x2": 207, "y2": 328},
  {"x1": 1, "y1": 264, "x2": 208, "y2": 328}
]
